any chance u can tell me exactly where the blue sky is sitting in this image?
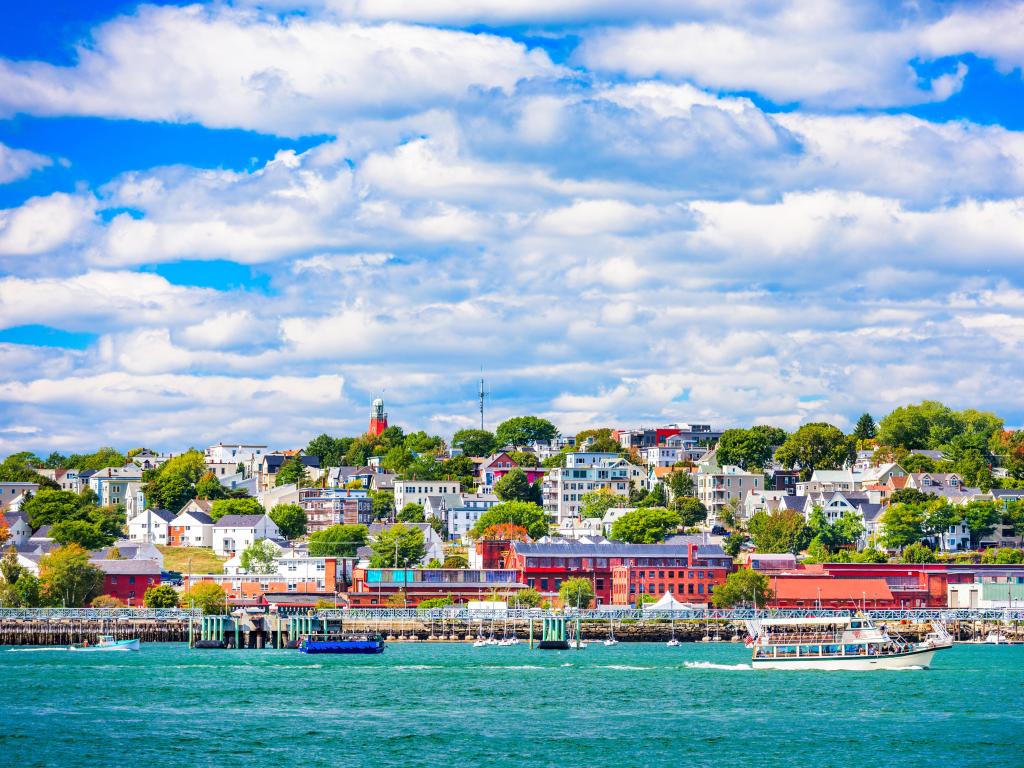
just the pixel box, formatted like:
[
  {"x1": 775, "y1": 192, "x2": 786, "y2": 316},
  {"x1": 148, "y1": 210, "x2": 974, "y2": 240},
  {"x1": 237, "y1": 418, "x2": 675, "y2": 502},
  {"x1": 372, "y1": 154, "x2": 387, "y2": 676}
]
[{"x1": 1, "y1": 0, "x2": 1024, "y2": 452}]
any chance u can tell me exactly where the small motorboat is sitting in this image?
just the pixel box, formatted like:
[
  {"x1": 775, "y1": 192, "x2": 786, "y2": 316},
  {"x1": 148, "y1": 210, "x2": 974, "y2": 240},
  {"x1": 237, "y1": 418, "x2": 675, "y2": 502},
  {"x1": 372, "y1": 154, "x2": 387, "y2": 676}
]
[{"x1": 69, "y1": 635, "x2": 140, "y2": 652}]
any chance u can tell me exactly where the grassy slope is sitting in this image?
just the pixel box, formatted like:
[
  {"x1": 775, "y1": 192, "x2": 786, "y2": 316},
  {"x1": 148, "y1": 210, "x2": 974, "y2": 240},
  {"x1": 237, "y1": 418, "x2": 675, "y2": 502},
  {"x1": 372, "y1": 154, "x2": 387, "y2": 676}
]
[{"x1": 156, "y1": 546, "x2": 227, "y2": 575}]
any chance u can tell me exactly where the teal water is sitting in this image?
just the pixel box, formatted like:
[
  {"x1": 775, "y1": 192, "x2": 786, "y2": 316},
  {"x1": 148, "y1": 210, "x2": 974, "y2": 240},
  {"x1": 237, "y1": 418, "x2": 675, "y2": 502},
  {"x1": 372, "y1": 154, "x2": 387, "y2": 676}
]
[{"x1": 1, "y1": 642, "x2": 1020, "y2": 768}]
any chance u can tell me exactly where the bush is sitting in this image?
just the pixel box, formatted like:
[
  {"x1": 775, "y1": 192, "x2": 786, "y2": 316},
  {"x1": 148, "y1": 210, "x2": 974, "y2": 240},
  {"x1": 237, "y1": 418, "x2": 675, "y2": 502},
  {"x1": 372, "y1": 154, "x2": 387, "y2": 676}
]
[
  {"x1": 90, "y1": 594, "x2": 125, "y2": 608},
  {"x1": 143, "y1": 584, "x2": 180, "y2": 608},
  {"x1": 418, "y1": 597, "x2": 454, "y2": 609}
]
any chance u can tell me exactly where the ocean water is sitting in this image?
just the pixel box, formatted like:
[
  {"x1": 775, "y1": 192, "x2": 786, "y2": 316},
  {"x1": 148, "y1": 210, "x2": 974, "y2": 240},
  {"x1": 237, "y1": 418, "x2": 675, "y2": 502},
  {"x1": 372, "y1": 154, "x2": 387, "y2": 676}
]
[{"x1": 1, "y1": 641, "x2": 1020, "y2": 768}]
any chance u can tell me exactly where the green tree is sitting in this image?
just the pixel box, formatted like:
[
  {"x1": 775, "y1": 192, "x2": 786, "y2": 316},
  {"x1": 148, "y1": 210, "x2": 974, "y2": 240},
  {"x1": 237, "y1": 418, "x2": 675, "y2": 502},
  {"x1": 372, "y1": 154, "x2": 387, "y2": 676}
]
[
  {"x1": 0, "y1": 452, "x2": 58, "y2": 488},
  {"x1": 143, "y1": 584, "x2": 180, "y2": 608},
  {"x1": 723, "y1": 533, "x2": 748, "y2": 558},
  {"x1": 39, "y1": 544, "x2": 105, "y2": 607},
  {"x1": 50, "y1": 519, "x2": 115, "y2": 550},
  {"x1": 578, "y1": 488, "x2": 623, "y2": 519},
  {"x1": 666, "y1": 470, "x2": 695, "y2": 498},
  {"x1": 712, "y1": 569, "x2": 772, "y2": 608},
  {"x1": 442, "y1": 553, "x2": 469, "y2": 568},
  {"x1": 194, "y1": 471, "x2": 230, "y2": 500},
  {"x1": 451, "y1": 429, "x2": 497, "y2": 457},
  {"x1": 370, "y1": 523, "x2": 427, "y2": 567},
  {"x1": 269, "y1": 503, "x2": 307, "y2": 539},
  {"x1": 22, "y1": 488, "x2": 89, "y2": 529},
  {"x1": 438, "y1": 455, "x2": 476, "y2": 486},
  {"x1": 275, "y1": 457, "x2": 310, "y2": 487},
  {"x1": 981, "y1": 548, "x2": 1024, "y2": 564},
  {"x1": 559, "y1": 577, "x2": 595, "y2": 609},
  {"x1": 850, "y1": 547, "x2": 888, "y2": 563},
  {"x1": 508, "y1": 587, "x2": 543, "y2": 608},
  {"x1": 67, "y1": 447, "x2": 128, "y2": 472},
  {"x1": 494, "y1": 416, "x2": 558, "y2": 449},
  {"x1": 716, "y1": 428, "x2": 775, "y2": 471},
  {"x1": 0, "y1": 551, "x2": 45, "y2": 607},
  {"x1": 142, "y1": 450, "x2": 207, "y2": 512},
  {"x1": 370, "y1": 489, "x2": 394, "y2": 520},
  {"x1": 671, "y1": 497, "x2": 707, "y2": 527},
  {"x1": 470, "y1": 501, "x2": 550, "y2": 540},
  {"x1": 308, "y1": 524, "x2": 368, "y2": 557},
  {"x1": 803, "y1": 536, "x2": 832, "y2": 564},
  {"x1": 209, "y1": 497, "x2": 264, "y2": 523},
  {"x1": 427, "y1": 516, "x2": 445, "y2": 537},
  {"x1": 404, "y1": 431, "x2": 445, "y2": 454},
  {"x1": 962, "y1": 501, "x2": 1002, "y2": 549},
  {"x1": 305, "y1": 434, "x2": 354, "y2": 467},
  {"x1": 890, "y1": 488, "x2": 934, "y2": 506},
  {"x1": 240, "y1": 540, "x2": 279, "y2": 574},
  {"x1": 878, "y1": 503, "x2": 926, "y2": 550},
  {"x1": 901, "y1": 542, "x2": 937, "y2": 563},
  {"x1": 747, "y1": 509, "x2": 809, "y2": 554},
  {"x1": 397, "y1": 503, "x2": 426, "y2": 523},
  {"x1": 774, "y1": 423, "x2": 856, "y2": 481},
  {"x1": 180, "y1": 582, "x2": 227, "y2": 614},
  {"x1": 637, "y1": 483, "x2": 668, "y2": 508},
  {"x1": 923, "y1": 502, "x2": 963, "y2": 538},
  {"x1": 610, "y1": 507, "x2": 682, "y2": 544},
  {"x1": 417, "y1": 596, "x2": 454, "y2": 609},
  {"x1": 853, "y1": 413, "x2": 878, "y2": 441},
  {"x1": 494, "y1": 468, "x2": 540, "y2": 503},
  {"x1": 506, "y1": 450, "x2": 540, "y2": 468}
]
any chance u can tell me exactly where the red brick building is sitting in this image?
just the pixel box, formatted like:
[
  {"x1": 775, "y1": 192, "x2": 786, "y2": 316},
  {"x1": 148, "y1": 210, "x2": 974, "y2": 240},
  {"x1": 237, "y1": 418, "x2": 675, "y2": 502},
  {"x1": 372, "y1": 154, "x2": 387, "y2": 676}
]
[
  {"x1": 91, "y1": 559, "x2": 161, "y2": 605},
  {"x1": 506, "y1": 538, "x2": 732, "y2": 606},
  {"x1": 611, "y1": 558, "x2": 730, "y2": 605}
]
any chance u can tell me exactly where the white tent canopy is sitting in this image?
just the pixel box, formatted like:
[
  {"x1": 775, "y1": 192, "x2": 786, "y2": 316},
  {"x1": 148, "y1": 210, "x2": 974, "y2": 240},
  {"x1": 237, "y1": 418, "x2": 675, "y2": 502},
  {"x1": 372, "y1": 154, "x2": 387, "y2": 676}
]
[{"x1": 644, "y1": 592, "x2": 693, "y2": 611}]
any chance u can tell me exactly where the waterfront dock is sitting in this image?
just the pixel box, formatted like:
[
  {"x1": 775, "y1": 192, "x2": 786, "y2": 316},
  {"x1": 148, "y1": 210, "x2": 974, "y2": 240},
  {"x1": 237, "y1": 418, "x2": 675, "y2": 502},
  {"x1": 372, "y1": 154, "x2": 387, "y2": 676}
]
[{"x1": 2, "y1": 608, "x2": 1023, "y2": 647}]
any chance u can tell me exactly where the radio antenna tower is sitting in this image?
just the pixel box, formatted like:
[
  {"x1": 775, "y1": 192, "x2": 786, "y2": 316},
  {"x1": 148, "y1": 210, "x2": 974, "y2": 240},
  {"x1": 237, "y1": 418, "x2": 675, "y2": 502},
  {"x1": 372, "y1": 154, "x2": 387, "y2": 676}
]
[{"x1": 478, "y1": 369, "x2": 489, "y2": 430}]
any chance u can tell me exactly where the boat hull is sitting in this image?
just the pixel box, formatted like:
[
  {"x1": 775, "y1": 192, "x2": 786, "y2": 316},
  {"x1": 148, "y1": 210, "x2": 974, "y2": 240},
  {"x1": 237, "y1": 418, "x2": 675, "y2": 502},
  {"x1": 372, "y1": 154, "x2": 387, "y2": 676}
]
[
  {"x1": 752, "y1": 646, "x2": 937, "y2": 670},
  {"x1": 69, "y1": 638, "x2": 140, "y2": 652},
  {"x1": 299, "y1": 640, "x2": 385, "y2": 654}
]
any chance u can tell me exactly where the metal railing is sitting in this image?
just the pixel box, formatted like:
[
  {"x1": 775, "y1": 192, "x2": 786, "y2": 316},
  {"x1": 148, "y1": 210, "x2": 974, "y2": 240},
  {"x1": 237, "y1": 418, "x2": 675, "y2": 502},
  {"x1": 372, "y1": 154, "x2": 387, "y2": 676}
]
[
  {"x1": 312, "y1": 607, "x2": 1024, "y2": 622},
  {"x1": 0, "y1": 608, "x2": 201, "y2": 620},
  {"x1": 1, "y1": 607, "x2": 1021, "y2": 622}
]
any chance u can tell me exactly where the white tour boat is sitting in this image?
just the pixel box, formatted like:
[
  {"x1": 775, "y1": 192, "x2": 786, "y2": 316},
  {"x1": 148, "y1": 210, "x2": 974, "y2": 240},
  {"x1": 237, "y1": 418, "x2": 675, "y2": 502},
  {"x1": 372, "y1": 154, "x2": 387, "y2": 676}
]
[
  {"x1": 744, "y1": 616, "x2": 950, "y2": 670},
  {"x1": 69, "y1": 635, "x2": 140, "y2": 652}
]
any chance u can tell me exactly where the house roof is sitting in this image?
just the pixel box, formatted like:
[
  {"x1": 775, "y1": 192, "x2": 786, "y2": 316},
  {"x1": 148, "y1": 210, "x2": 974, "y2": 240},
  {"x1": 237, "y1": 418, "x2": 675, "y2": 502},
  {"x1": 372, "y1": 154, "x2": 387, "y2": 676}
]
[
  {"x1": 215, "y1": 514, "x2": 267, "y2": 527},
  {"x1": 182, "y1": 498, "x2": 214, "y2": 513},
  {"x1": 512, "y1": 541, "x2": 696, "y2": 558},
  {"x1": 857, "y1": 503, "x2": 883, "y2": 522},
  {"x1": 4, "y1": 510, "x2": 28, "y2": 523},
  {"x1": 771, "y1": 576, "x2": 894, "y2": 602},
  {"x1": 89, "y1": 559, "x2": 162, "y2": 575},
  {"x1": 263, "y1": 454, "x2": 320, "y2": 471},
  {"x1": 30, "y1": 525, "x2": 52, "y2": 539},
  {"x1": 140, "y1": 508, "x2": 175, "y2": 523},
  {"x1": 778, "y1": 495, "x2": 805, "y2": 511},
  {"x1": 174, "y1": 509, "x2": 213, "y2": 525}
]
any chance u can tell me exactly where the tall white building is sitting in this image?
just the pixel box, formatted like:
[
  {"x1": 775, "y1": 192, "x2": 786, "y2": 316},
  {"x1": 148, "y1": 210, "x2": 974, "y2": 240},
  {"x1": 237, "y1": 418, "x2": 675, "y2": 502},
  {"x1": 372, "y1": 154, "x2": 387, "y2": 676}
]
[
  {"x1": 541, "y1": 452, "x2": 644, "y2": 523},
  {"x1": 695, "y1": 451, "x2": 763, "y2": 522},
  {"x1": 394, "y1": 480, "x2": 462, "y2": 512}
]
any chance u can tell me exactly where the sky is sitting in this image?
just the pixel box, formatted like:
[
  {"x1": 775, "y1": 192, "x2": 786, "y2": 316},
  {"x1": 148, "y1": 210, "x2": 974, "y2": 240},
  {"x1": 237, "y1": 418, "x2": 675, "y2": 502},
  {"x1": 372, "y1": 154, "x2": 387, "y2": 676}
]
[{"x1": 1, "y1": 0, "x2": 1024, "y2": 453}]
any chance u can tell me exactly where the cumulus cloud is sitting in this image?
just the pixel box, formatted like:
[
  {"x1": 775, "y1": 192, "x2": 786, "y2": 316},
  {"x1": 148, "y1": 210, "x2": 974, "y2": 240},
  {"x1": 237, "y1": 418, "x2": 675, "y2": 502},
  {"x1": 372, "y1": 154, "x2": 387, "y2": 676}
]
[
  {"x1": 0, "y1": 193, "x2": 95, "y2": 256},
  {"x1": 0, "y1": 4, "x2": 558, "y2": 135},
  {"x1": 575, "y1": 0, "x2": 996, "y2": 107},
  {"x1": 0, "y1": 142, "x2": 51, "y2": 184}
]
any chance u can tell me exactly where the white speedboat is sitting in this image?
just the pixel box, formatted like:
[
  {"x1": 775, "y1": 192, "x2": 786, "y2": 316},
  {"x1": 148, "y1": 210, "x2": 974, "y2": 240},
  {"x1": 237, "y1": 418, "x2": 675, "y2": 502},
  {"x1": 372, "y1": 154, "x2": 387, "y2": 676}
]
[
  {"x1": 745, "y1": 616, "x2": 949, "y2": 670},
  {"x1": 69, "y1": 635, "x2": 140, "y2": 652}
]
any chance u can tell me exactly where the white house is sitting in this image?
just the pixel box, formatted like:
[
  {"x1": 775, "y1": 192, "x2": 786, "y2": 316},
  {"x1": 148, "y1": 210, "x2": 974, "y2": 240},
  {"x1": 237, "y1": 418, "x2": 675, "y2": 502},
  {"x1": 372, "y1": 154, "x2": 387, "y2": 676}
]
[
  {"x1": 205, "y1": 443, "x2": 268, "y2": 466},
  {"x1": 168, "y1": 506, "x2": 215, "y2": 548},
  {"x1": 436, "y1": 493, "x2": 500, "y2": 541},
  {"x1": 127, "y1": 507, "x2": 175, "y2": 545},
  {"x1": 394, "y1": 480, "x2": 463, "y2": 511},
  {"x1": 541, "y1": 453, "x2": 645, "y2": 523},
  {"x1": 695, "y1": 451, "x2": 763, "y2": 522},
  {"x1": 88, "y1": 466, "x2": 143, "y2": 507},
  {"x1": 3, "y1": 511, "x2": 32, "y2": 547},
  {"x1": 213, "y1": 514, "x2": 280, "y2": 556}
]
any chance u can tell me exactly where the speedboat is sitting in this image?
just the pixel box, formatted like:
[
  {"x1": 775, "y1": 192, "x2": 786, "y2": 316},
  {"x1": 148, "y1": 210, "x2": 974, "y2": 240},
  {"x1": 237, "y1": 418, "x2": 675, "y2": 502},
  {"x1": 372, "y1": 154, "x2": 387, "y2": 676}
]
[
  {"x1": 69, "y1": 635, "x2": 139, "y2": 652},
  {"x1": 745, "y1": 615, "x2": 950, "y2": 670}
]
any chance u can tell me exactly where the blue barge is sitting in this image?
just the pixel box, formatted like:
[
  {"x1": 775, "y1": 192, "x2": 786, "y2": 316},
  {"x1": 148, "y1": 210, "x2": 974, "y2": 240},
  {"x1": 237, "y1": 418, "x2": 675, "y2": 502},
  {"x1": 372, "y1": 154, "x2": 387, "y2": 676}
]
[{"x1": 298, "y1": 635, "x2": 386, "y2": 654}]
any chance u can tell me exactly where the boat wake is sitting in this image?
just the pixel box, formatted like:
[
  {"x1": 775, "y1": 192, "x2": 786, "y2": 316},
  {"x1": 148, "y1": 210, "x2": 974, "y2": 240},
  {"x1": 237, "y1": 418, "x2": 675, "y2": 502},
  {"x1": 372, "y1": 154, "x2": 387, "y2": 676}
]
[
  {"x1": 598, "y1": 664, "x2": 654, "y2": 671},
  {"x1": 683, "y1": 661, "x2": 753, "y2": 671},
  {"x1": 6, "y1": 647, "x2": 68, "y2": 652}
]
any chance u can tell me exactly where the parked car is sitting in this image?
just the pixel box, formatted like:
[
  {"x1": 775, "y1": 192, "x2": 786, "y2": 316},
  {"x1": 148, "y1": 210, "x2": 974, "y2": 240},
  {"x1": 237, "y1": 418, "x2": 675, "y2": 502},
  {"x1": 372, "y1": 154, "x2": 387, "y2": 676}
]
[{"x1": 161, "y1": 570, "x2": 183, "y2": 586}]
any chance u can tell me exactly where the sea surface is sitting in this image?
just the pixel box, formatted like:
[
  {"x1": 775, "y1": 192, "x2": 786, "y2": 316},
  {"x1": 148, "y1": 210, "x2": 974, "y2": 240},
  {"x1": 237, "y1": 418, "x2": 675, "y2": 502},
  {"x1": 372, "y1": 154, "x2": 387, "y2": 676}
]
[{"x1": 0, "y1": 641, "x2": 1019, "y2": 768}]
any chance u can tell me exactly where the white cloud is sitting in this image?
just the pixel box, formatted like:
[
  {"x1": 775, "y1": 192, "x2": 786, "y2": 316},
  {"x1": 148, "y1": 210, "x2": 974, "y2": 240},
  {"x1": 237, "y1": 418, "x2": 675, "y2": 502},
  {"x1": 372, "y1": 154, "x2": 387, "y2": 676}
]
[
  {"x1": 0, "y1": 5, "x2": 557, "y2": 135},
  {"x1": 0, "y1": 193, "x2": 94, "y2": 255},
  {"x1": 576, "y1": 1, "x2": 983, "y2": 107},
  {"x1": 0, "y1": 142, "x2": 51, "y2": 184}
]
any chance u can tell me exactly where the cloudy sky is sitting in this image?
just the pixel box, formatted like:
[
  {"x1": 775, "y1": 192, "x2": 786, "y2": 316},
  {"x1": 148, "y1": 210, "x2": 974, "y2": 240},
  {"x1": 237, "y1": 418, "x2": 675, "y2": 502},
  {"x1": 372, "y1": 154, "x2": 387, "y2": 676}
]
[{"x1": 1, "y1": 0, "x2": 1023, "y2": 453}]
